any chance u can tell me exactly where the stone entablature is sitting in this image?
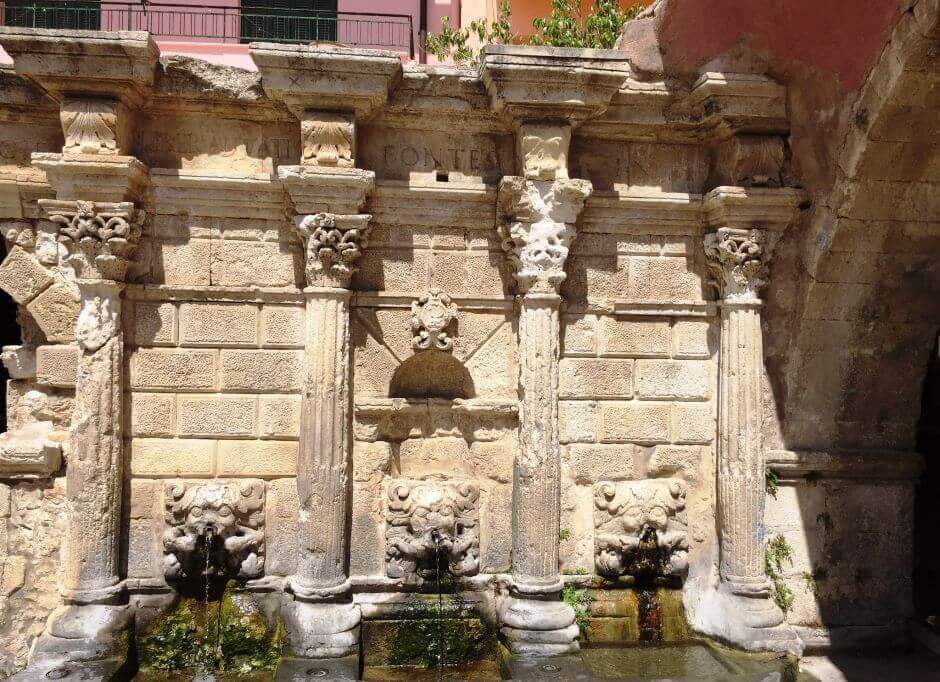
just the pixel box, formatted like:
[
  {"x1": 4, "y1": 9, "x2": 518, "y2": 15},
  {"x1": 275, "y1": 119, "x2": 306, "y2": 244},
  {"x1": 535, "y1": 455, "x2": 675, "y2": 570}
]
[{"x1": 0, "y1": 28, "x2": 820, "y2": 673}]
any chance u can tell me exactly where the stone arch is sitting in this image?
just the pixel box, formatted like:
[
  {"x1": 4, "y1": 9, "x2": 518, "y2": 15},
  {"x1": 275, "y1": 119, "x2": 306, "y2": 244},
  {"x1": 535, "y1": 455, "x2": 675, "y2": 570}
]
[
  {"x1": 389, "y1": 350, "x2": 475, "y2": 400},
  {"x1": 776, "y1": 1, "x2": 940, "y2": 452}
]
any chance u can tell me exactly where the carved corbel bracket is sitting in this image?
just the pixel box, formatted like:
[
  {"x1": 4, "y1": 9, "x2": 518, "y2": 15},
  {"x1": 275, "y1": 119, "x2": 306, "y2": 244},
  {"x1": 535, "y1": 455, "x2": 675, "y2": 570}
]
[
  {"x1": 40, "y1": 199, "x2": 143, "y2": 282},
  {"x1": 60, "y1": 97, "x2": 132, "y2": 157},
  {"x1": 294, "y1": 212, "x2": 372, "y2": 289},
  {"x1": 300, "y1": 110, "x2": 355, "y2": 167},
  {"x1": 518, "y1": 123, "x2": 571, "y2": 181},
  {"x1": 385, "y1": 479, "x2": 480, "y2": 581},
  {"x1": 497, "y1": 176, "x2": 592, "y2": 294},
  {"x1": 593, "y1": 479, "x2": 689, "y2": 583}
]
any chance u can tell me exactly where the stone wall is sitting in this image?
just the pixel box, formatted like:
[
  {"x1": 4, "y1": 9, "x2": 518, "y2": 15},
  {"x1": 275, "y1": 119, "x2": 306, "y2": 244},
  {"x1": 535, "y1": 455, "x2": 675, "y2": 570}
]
[{"x1": 0, "y1": 19, "x2": 928, "y2": 671}]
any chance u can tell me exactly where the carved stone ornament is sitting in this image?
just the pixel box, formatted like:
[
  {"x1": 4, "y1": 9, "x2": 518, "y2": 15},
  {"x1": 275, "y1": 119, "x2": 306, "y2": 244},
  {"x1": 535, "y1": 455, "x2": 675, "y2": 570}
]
[
  {"x1": 163, "y1": 479, "x2": 265, "y2": 580},
  {"x1": 40, "y1": 199, "x2": 143, "y2": 281},
  {"x1": 518, "y1": 123, "x2": 570, "y2": 181},
  {"x1": 498, "y1": 176, "x2": 592, "y2": 294},
  {"x1": 711, "y1": 135, "x2": 784, "y2": 188},
  {"x1": 385, "y1": 480, "x2": 480, "y2": 580},
  {"x1": 593, "y1": 479, "x2": 690, "y2": 582},
  {"x1": 75, "y1": 284, "x2": 120, "y2": 352},
  {"x1": 411, "y1": 289, "x2": 458, "y2": 351},
  {"x1": 301, "y1": 111, "x2": 355, "y2": 167},
  {"x1": 294, "y1": 212, "x2": 372, "y2": 288},
  {"x1": 60, "y1": 97, "x2": 126, "y2": 155},
  {"x1": 703, "y1": 227, "x2": 776, "y2": 302}
]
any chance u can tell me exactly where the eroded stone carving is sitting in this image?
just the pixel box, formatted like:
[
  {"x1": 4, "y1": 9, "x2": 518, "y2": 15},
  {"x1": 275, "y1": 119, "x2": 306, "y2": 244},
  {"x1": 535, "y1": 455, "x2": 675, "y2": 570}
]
[
  {"x1": 594, "y1": 479, "x2": 690, "y2": 582},
  {"x1": 712, "y1": 135, "x2": 784, "y2": 188},
  {"x1": 163, "y1": 480, "x2": 265, "y2": 580},
  {"x1": 411, "y1": 289, "x2": 458, "y2": 351},
  {"x1": 294, "y1": 212, "x2": 372, "y2": 288},
  {"x1": 385, "y1": 480, "x2": 480, "y2": 580},
  {"x1": 75, "y1": 285, "x2": 120, "y2": 353},
  {"x1": 41, "y1": 199, "x2": 143, "y2": 280},
  {"x1": 704, "y1": 227, "x2": 776, "y2": 302},
  {"x1": 60, "y1": 97, "x2": 127, "y2": 155},
  {"x1": 498, "y1": 176, "x2": 592, "y2": 294},
  {"x1": 301, "y1": 111, "x2": 355, "y2": 167},
  {"x1": 518, "y1": 123, "x2": 570, "y2": 181}
]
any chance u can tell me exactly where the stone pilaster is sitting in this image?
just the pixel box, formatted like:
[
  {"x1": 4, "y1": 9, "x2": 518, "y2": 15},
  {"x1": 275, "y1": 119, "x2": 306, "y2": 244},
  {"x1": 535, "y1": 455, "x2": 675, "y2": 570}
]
[
  {"x1": 29, "y1": 198, "x2": 142, "y2": 668},
  {"x1": 497, "y1": 167, "x2": 591, "y2": 655},
  {"x1": 281, "y1": 169, "x2": 373, "y2": 657},
  {"x1": 696, "y1": 186, "x2": 803, "y2": 654}
]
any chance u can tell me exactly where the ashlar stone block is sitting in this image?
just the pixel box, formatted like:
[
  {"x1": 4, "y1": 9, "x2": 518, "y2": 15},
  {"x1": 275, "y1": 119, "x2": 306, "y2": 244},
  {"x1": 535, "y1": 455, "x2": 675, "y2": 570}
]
[
  {"x1": 26, "y1": 280, "x2": 80, "y2": 343},
  {"x1": 0, "y1": 245, "x2": 53, "y2": 304}
]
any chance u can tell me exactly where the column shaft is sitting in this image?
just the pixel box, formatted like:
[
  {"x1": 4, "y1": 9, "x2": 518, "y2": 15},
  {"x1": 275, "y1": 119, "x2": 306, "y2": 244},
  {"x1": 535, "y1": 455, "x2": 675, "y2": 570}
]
[
  {"x1": 716, "y1": 302, "x2": 768, "y2": 592},
  {"x1": 63, "y1": 282, "x2": 124, "y2": 604},
  {"x1": 292, "y1": 287, "x2": 352, "y2": 598},
  {"x1": 513, "y1": 293, "x2": 562, "y2": 589}
]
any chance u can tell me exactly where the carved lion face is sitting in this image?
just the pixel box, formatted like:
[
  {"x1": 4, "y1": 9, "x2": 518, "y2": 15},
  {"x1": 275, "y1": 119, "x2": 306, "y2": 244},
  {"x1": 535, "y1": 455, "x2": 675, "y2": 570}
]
[{"x1": 183, "y1": 483, "x2": 240, "y2": 538}]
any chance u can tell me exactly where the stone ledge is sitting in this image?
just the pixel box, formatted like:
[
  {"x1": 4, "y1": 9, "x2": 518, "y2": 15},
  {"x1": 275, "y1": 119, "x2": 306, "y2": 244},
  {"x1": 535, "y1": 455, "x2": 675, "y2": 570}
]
[
  {"x1": 481, "y1": 44, "x2": 631, "y2": 125},
  {"x1": 0, "y1": 27, "x2": 158, "y2": 106},
  {"x1": 766, "y1": 449, "x2": 924, "y2": 481},
  {"x1": 355, "y1": 397, "x2": 518, "y2": 417},
  {"x1": 612, "y1": 300, "x2": 717, "y2": 317},
  {"x1": 150, "y1": 169, "x2": 286, "y2": 219},
  {"x1": 0, "y1": 421, "x2": 65, "y2": 479}
]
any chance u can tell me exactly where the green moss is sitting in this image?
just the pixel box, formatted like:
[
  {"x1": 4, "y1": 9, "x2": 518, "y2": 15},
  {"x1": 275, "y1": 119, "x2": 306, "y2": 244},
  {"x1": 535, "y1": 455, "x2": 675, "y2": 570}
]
[
  {"x1": 137, "y1": 599, "x2": 216, "y2": 672},
  {"x1": 558, "y1": 528, "x2": 571, "y2": 542},
  {"x1": 387, "y1": 595, "x2": 494, "y2": 668},
  {"x1": 562, "y1": 584, "x2": 593, "y2": 635},
  {"x1": 138, "y1": 582, "x2": 282, "y2": 676},
  {"x1": 218, "y1": 586, "x2": 283, "y2": 674},
  {"x1": 764, "y1": 535, "x2": 795, "y2": 613}
]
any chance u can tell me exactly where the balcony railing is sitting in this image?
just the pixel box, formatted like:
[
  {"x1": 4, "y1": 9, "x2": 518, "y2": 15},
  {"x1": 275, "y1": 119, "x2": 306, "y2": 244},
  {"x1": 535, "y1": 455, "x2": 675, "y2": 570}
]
[{"x1": 0, "y1": 0, "x2": 414, "y2": 56}]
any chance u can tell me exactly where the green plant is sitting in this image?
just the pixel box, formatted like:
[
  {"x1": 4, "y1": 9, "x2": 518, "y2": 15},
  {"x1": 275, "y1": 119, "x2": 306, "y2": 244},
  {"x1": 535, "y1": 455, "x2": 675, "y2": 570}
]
[
  {"x1": 764, "y1": 535, "x2": 794, "y2": 613},
  {"x1": 559, "y1": 528, "x2": 571, "y2": 542},
  {"x1": 530, "y1": 0, "x2": 644, "y2": 49},
  {"x1": 562, "y1": 584, "x2": 593, "y2": 634},
  {"x1": 424, "y1": 0, "x2": 514, "y2": 66},
  {"x1": 802, "y1": 568, "x2": 828, "y2": 596},
  {"x1": 765, "y1": 467, "x2": 780, "y2": 498}
]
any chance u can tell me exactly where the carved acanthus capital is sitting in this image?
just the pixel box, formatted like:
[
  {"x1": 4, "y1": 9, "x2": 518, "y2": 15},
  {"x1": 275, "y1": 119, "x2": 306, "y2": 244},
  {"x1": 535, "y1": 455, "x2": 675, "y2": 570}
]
[
  {"x1": 498, "y1": 176, "x2": 592, "y2": 294},
  {"x1": 518, "y1": 123, "x2": 570, "y2": 181},
  {"x1": 60, "y1": 97, "x2": 130, "y2": 156},
  {"x1": 385, "y1": 480, "x2": 480, "y2": 581},
  {"x1": 704, "y1": 227, "x2": 777, "y2": 302},
  {"x1": 301, "y1": 110, "x2": 354, "y2": 167},
  {"x1": 163, "y1": 479, "x2": 265, "y2": 580},
  {"x1": 40, "y1": 199, "x2": 143, "y2": 281},
  {"x1": 294, "y1": 212, "x2": 372, "y2": 288},
  {"x1": 594, "y1": 479, "x2": 689, "y2": 582},
  {"x1": 411, "y1": 289, "x2": 458, "y2": 352}
]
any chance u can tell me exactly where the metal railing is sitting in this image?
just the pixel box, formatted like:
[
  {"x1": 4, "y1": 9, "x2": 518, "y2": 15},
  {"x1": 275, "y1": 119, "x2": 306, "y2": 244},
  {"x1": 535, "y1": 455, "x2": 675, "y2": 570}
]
[{"x1": 0, "y1": 0, "x2": 414, "y2": 56}]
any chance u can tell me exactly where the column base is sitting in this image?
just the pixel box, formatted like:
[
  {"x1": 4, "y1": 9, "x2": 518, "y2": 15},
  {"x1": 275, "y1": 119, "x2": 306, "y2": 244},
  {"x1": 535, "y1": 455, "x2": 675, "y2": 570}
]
[
  {"x1": 693, "y1": 584, "x2": 803, "y2": 656},
  {"x1": 498, "y1": 594, "x2": 580, "y2": 656},
  {"x1": 23, "y1": 604, "x2": 133, "y2": 676},
  {"x1": 282, "y1": 598, "x2": 361, "y2": 659}
]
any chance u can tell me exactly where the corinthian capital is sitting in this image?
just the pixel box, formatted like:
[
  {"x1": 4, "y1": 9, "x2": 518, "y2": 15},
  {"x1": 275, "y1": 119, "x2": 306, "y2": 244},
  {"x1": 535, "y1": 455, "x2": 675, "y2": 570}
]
[
  {"x1": 294, "y1": 212, "x2": 372, "y2": 288},
  {"x1": 498, "y1": 176, "x2": 592, "y2": 294},
  {"x1": 703, "y1": 227, "x2": 777, "y2": 302},
  {"x1": 40, "y1": 199, "x2": 143, "y2": 281}
]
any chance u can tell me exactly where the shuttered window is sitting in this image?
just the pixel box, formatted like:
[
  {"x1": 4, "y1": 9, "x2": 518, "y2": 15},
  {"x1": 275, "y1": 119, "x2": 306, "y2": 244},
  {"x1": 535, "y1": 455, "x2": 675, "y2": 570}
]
[
  {"x1": 3, "y1": 0, "x2": 101, "y2": 30},
  {"x1": 240, "y1": 0, "x2": 337, "y2": 43}
]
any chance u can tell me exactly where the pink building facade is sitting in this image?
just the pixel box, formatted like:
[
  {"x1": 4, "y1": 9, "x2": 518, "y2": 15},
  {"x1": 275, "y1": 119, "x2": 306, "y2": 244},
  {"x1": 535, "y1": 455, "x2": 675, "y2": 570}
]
[{"x1": 0, "y1": 0, "x2": 462, "y2": 68}]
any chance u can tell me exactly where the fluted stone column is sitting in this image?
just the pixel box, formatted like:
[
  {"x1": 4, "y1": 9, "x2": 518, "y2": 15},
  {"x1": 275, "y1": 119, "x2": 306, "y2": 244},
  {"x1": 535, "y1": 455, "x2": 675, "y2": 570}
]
[
  {"x1": 497, "y1": 175, "x2": 591, "y2": 655},
  {"x1": 32, "y1": 199, "x2": 142, "y2": 664},
  {"x1": 283, "y1": 212, "x2": 371, "y2": 659},
  {"x1": 702, "y1": 224, "x2": 796, "y2": 651}
]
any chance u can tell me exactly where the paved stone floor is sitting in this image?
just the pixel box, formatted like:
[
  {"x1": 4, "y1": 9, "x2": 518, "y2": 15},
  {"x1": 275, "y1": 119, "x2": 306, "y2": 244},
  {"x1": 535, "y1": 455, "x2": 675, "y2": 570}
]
[{"x1": 799, "y1": 651, "x2": 940, "y2": 681}]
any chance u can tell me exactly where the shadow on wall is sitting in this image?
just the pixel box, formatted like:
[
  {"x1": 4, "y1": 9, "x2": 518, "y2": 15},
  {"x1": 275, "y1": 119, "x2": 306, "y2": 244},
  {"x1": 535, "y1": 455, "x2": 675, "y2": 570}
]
[
  {"x1": 389, "y1": 350, "x2": 475, "y2": 400},
  {"x1": 0, "y1": 241, "x2": 24, "y2": 432}
]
